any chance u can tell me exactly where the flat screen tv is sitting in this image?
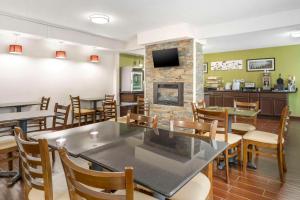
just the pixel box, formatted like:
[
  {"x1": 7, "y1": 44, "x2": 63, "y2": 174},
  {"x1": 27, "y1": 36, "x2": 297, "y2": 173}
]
[{"x1": 152, "y1": 48, "x2": 180, "y2": 68}]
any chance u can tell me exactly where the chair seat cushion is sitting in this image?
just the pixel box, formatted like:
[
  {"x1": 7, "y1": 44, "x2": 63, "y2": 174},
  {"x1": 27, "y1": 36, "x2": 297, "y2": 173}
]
[
  {"x1": 204, "y1": 132, "x2": 242, "y2": 145},
  {"x1": 115, "y1": 190, "x2": 158, "y2": 200},
  {"x1": 74, "y1": 108, "x2": 95, "y2": 115},
  {"x1": 0, "y1": 136, "x2": 16, "y2": 150},
  {"x1": 28, "y1": 172, "x2": 69, "y2": 200},
  {"x1": 171, "y1": 172, "x2": 210, "y2": 200},
  {"x1": 232, "y1": 123, "x2": 256, "y2": 132},
  {"x1": 243, "y1": 130, "x2": 282, "y2": 144}
]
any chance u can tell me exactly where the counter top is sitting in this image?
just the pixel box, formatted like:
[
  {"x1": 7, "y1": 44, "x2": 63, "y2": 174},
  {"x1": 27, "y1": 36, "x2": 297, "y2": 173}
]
[{"x1": 120, "y1": 91, "x2": 144, "y2": 94}]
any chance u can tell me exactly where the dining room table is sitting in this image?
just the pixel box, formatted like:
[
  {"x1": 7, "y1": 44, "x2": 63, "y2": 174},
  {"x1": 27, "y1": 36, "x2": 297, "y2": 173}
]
[
  {"x1": 80, "y1": 97, "x2": 105, "y2": 110},
  {"x1": 0, "y1": 101, "x2": 41, "y2": 112},
  {"x1": 0, "y1": 110, "x2": 55, "y2": 133},
  {"x1": 30, "y1": 121, "x2": 227, "y2": 200}
]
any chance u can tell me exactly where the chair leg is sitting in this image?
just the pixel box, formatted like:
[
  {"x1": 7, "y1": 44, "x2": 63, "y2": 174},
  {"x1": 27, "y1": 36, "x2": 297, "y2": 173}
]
[
  {"x1": 243, "y1": 141, "x2": 248, "y2": 173},
  {"x1": 237, "y1": 141, "x2": 242, "y2": 166},
  {"x1": 93, "y1": 113, "x2": 96, "y2": 123},
  {"x1": 277, "y1": 149, "x2": 284, "y2": 182},
  {"x1": 224, "y1": 149, "x2": 230, "y2": 184},
  {"x1": 51, "y1": 150, "x2": 56, "y2": 167},
  {"x1": 8, "y1": 152, "x2": 13, "y2": 171},
  {"x1": 283, "y1": 151, "x2": 287, "y2": 172},
  {"x1": 85, "y1": 115, "x2": 88, "y2": 124}
]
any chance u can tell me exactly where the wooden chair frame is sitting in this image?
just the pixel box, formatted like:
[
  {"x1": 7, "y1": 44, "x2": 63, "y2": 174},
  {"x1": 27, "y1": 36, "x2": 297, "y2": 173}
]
[
  {"x1": 196, "y1": 108, "x2": 242, "y2": 183},
  {"x1": 243, "y1": 106, "x2": 289, "y2": 182},
  {"x1": 27, "y1": 96, "x2": 50, "y2": 131},
  {"x1": 126, "y1": 111, "x2": 158, "y2": 128},
  {"x1": 103, "y1": 100, "x2": 117, "y2": 121},
  {"x1": 58, "y1": 148, "x2": 134, "y2": 200},
  {"x1": 232, "y1": 100, "x2": 259, "y2": 135},
  {"x1": 0, "y1": 121, "x2": 19, "y2": 178},
  {"x1": 52, "y1": 103, "x2": 70, "y2": 130},
  {"x1": 14, "y1": 127, "x2": 54, "y2": 200},
  {"x1": 137, "y1": 97, "x2": 150, "y2": 116},
  {"x1": 70, "y1": 95, "x2": 96, "y2": 126}
]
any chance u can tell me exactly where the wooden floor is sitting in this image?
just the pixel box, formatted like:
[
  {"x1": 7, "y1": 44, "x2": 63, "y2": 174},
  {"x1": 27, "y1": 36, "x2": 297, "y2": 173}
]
[{"x1": 1, "y1": 118, "x2": 300, "y2": 200}]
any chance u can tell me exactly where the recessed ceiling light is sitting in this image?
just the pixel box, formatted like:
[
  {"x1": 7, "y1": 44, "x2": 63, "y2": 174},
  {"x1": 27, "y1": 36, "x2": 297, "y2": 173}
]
[
  {"x1": 290, "y1": 31, "x2": 300, "y2": 38},
  {"x1": 89, "y1": 14, "x2": 110, "y2": 24}
]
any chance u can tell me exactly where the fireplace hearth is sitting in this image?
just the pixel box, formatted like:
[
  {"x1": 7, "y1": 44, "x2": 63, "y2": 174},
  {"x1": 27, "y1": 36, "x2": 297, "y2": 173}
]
[{"x1": 153, "y1": 82, "x2": 184, "y2": 106}]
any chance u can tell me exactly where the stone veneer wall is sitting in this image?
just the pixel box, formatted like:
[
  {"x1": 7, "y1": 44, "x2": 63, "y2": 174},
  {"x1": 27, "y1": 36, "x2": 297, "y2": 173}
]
[{"x1": 145, "y1": 39, "x2": 204, "y2": 126}]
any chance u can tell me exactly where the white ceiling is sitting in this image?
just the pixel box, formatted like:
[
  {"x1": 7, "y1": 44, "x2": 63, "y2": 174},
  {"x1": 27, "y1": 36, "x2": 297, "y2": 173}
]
[
  {"x1": 204, "y1": 25, "x2": 300, "y2": 53},
  {"x1": 1, "y1": 0, "x2": 300, "y2": 41}
]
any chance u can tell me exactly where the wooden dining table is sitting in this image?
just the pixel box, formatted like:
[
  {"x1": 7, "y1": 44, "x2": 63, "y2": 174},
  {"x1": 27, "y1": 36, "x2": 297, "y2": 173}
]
[{"x1": 30, "y1": 121, "x2": 227, "y2": 200}]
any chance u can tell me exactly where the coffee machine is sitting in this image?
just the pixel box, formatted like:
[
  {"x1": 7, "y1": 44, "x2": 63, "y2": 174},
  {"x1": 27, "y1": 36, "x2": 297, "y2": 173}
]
[{"x1": 262, "y1": 71, "x2": 271, "y2": 90}]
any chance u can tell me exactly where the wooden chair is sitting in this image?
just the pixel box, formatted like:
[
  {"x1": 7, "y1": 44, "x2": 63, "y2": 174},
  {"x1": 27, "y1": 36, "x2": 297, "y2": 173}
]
[
  {"x1": 70, "y1": 95, "x2": 95, "y2": 126},
  {"x1": 231, "y1": 100, "x2": 259, "y2": 135},
  {"x1": 97, "y1": 94, "x2": 115, "y2": 121},
  {"x1": 14, "y1": 127, "x2": 69, "y2": 200},
  {"x1": 0, "y1": 121, "x2": 19, "y2": 183},
  {"x1": 196, "y1": 108, "x2": 242, "y2": 183},
  {"x1": 58, "y1": 148, "x2": 156, "y2": 200},
  {"x1": 169, "y1": 119, "x2": 218, "y2": 200},
  {"x1": 191, "y1": 100, "x2": 206, "y2": 122},
  {"x1": 243, "y1": 106, "x2": 289, "y2": 182},
  {"x1": 137, "y1": 97, "x2": 150, "y2": 116},
  {"x1": 27, "y1": 96, "x2": 50, "y2": 132},
  {"x1": 101, "y1": 100, "x2": 117, "y2": 121},
  {"x1": 126, "y1": 111, "x2": 158, "y2": 128}
]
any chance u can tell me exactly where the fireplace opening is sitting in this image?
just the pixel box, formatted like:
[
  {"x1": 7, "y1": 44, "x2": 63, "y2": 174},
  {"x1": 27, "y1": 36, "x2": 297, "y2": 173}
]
[{"x1": 153, "y1": 82, "x2": 184, "y2": 106}]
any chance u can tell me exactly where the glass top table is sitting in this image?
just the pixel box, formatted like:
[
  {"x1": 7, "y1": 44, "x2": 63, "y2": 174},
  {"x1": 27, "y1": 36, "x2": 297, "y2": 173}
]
[{"x1": 39, "y1": 121, "x2": 227, "y2": 199}]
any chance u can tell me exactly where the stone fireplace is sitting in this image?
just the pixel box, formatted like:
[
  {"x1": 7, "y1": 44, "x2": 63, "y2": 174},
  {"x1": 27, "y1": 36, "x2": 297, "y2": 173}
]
[
  {"x1": 145, "y1": 39, "x2": 204, "y2": 126},
  {"x1": 153, "y1": 82, "x2": 184, "y2": 106}
]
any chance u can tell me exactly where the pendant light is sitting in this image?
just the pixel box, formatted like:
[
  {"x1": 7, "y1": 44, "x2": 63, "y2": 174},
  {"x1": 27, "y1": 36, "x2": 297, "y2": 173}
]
[
  {"x1": 55, "y1": 41, "x2": 66, "y2": 59},
  {"x1": 90, "y1": 55, "x2": 100, "y2": 63},
  {"x1": 9, "y1": 34, "x2": 23, "y2": 54}
]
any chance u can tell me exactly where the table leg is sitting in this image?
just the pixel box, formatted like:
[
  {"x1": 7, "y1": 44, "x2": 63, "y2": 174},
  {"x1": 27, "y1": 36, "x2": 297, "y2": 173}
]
[
  {"x1": 89, "y1": 162, "x2": 104, "y2": 171},
  {"x1": 19, "y1": 120, "x2": 28, "y2": 133},
  {"x1": 16, "y1": 106, "x2": 21, "y2": 112},
  {"x1": 93, "y1": 101, "x2": 97, "y2": 110},
  {"x1": 0, "y1": 156, "x2": 22, "y2": 186}
]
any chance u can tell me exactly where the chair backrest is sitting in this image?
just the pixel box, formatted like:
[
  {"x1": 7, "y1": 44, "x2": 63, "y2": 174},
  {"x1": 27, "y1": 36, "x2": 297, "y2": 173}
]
[
  {"x1": 234, "y1": 100, "x2": 259, "y2": 111},
  {"x1": 104, "y1": 94, "x2": 115, "y2": 103},
  {"x1": 137, "y1": 97, "x2": 150, "y2": 116},
  {"x1": 126, "y1": 111, "x2": 158, "y2": 128},
  {"x1": 196, "y1": 108, "x2": 229, "y2": 142},
  {"x1": 172, "y1": 119, "x2": 218, "y2": 139},
  {"x1": 103, "y1": 100, "x2": 117, "y2": 121},
  {"x1": 58, "y1": 148, "x2": 134, "y2": 200},
  {"x1": 70, "y1": 95, "x2": 81, "y2": 114},
  {"x1": 191, "y1": 100, "x2": 206, "y2": 122},
  {"x1": 52, "y1": 103, "x2": 70, "y2": 130},
  {"x1": 40, "y1": 96, "x2": 50, "y2": 110},
  {"x1": 278, "y1": 106, "x2": 289, "y2": 145},
  {"x1": 14, "y1": 127, "x2": 53, "y2": 200}
]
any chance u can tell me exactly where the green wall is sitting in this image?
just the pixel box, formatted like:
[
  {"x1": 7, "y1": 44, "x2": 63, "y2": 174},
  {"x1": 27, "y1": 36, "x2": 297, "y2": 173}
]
[
  {"x1": 204, "y1": 45, "x2": 300, "y2": 117},
  {"x1": 120, "y1": 53, "x2": 144, "y2": 67}
]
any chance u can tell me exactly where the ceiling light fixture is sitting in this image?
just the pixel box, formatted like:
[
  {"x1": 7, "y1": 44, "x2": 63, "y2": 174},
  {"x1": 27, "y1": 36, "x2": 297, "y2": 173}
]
[
  {"x1": 89, "y1": 14, "x2": 110, "y2": 24},
  {"x1": 90, "y1": 55, "x2": 100, "y2": 63},
  {"x1": 9, "y1": 44, "x2": 23, "y2": 54},
  {"x1": 290, "y1": 31, "x2": 300, "y2": 38},
  {"x1": 56, "y1": 51, "x2": 66, "y2": 59},
  {"x1": 9, "y1": 34, "x2": 23, "y2": 54}
]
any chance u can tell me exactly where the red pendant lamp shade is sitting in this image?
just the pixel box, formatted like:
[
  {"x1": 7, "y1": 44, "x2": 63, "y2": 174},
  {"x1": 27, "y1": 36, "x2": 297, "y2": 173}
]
[
  {"x1": 56, "y1": 51, "x2": 66, "y2": 59},
  {"x1": 90, "y1": 55, "x2": 100, "y2": 63},
  {"x1": 9, "y1": 44, "x2": 23, "y2": 54}
]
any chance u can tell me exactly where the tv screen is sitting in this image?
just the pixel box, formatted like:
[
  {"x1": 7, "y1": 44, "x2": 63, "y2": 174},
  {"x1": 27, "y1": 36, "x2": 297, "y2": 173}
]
[{"x1": 152, "y1": 48, "x2": 179, "y2": 68}]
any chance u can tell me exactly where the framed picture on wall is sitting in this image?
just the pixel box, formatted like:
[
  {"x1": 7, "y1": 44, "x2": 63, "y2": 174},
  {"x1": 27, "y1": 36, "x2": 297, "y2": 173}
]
[
  {"x1": 203, "y1": 63, "x2": 208, "y2": 73},
  {"x1": 247, "y1": 58, "x2": 275, "y2": 72}
]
